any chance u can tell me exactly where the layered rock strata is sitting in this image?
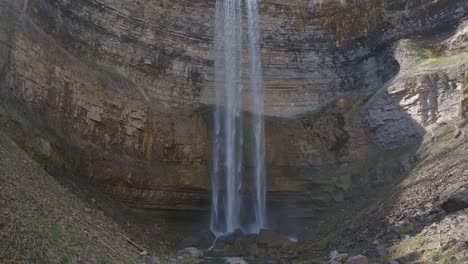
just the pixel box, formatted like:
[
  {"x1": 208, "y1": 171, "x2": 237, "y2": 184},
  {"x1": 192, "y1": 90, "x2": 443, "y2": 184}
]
[{"x1": 0, "y1": 0, "x2": 467, "y2": 219}]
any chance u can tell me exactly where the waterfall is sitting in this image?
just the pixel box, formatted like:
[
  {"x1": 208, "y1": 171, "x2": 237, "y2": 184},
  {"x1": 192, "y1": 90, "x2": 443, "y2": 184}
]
[
  {"x1": 211, "y1": 0, "x2": 266, "y2": 235},
  {"x1": 246, "y1": 0, "x2": 266, "y2": 233}
]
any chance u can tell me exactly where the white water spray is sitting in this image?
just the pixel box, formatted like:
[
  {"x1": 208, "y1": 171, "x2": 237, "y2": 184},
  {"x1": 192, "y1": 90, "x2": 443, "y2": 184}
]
[
  {"x1": 246, "y1": 0, "x2": 266, "y2": 233},
  {"x1": 211, "y1": 0, "x2": 266, "y2": 235}
]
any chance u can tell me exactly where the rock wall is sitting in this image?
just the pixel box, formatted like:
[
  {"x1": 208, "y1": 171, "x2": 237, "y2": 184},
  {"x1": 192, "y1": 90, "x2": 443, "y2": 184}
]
[
  {"x1": 24, "y1": 0, "x2": 467, "y2": 116},
  {"x1": 0, "y1": 0, "x2": 467, "y2": 218},
  {"x1": 1, "y1": 1, "x2": 210, "y2": 211},
  {"x1": 362, "y1": 39, "x2": 467, "y2": 149}
]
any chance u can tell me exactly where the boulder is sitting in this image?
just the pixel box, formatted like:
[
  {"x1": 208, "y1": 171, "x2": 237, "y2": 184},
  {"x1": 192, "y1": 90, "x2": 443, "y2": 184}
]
[
  {"x1": 180, "y1": 230, "x2": 216, "y2": 249},
  {"x1": 177, "y1": 247, "x2": 204, "y2": 259},
  {"x1": 142, "y1": 256, "x2": 161, "y2": 264},
  {"x1": 441, "y1": 188, "x2": 468, "y2": 213},
  {"x1": 225, "y1": 257, "x2": 248, "y2": 264},
  {"x1": 344, "y1": 255, "x2": 369, "y2": 264},
  {"x1": 258, "y1": 229, "x2": 292, "y2": 248},
  {"x1": 329, "y1": 250, "x2": 340, "y2": 259},
  {"x1": 394, "y1": 251, "x2": 420, "y2": 263},
  {"x1": 332, "y1": 253, "x2": 349, "y2": 263},
  {"x1": 239, "y1": 233, "x2": 259, "y2": 253},
  {"x1": 212, "y1": 229, "x2": 245, "y2": 252}
]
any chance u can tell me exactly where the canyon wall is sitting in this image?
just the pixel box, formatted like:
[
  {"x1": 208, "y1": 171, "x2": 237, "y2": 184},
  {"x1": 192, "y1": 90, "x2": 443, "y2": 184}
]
[
  {"x1": 21, "y1": 0, "x2": 466, "y2": 116},
  {"x1": 0, "y1": 0, "x2": 467, "y2": 220}
]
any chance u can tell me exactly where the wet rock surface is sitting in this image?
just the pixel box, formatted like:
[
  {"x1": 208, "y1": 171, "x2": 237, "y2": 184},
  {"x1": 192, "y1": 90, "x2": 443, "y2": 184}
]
[
  {"x1": 178, "y1": 229, "x2": 300, "y2": 262},
  {"x1": 210, "y1": 230, "x2": 260, "y2": 256},
  {"x1": 257, "y1": 229, "x2": 293, "y2": 248}
]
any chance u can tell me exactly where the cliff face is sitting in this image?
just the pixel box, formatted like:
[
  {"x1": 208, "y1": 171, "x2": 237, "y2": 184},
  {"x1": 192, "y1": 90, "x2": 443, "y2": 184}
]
[
  {"x1": 20, "y1": 0, "x2": 466, "y2": 116},
  {"x1": 0, "y1": 0, "x2": 467, "y2": 218}
]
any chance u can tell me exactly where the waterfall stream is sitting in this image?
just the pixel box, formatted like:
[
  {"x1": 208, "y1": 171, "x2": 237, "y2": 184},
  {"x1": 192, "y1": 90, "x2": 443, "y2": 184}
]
[{"x1": 211, "y1": 0, "x2": 266, "y2": 235}]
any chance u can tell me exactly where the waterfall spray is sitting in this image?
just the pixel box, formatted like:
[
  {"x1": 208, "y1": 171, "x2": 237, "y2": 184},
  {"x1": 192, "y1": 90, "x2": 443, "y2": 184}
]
[{"x1": 246, "y1": 0, "x2": 266, "y2": 233}]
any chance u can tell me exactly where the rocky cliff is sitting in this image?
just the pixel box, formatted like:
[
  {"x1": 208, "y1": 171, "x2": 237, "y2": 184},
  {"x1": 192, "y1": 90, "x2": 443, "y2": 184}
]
[
  {"x1": 0, "y1": 0, "x2": 467, "y2": 228},
  {"x1": 19, "y1": 0, "x2": 466, "y2": 116}
]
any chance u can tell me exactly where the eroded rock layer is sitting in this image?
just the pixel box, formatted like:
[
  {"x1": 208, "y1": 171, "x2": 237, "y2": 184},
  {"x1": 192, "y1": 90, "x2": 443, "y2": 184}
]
[
  {"x1": 24, "y1": 0, "x2": 467, "y2": 116},
  {"x1": 0, "y1": 0, "x2": 467, "y2": 221}
]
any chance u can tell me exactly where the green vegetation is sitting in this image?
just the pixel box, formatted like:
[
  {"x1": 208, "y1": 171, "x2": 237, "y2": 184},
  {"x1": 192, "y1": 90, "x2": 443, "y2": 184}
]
[
  {"x1": 81, "y1": 57, "x2": 126, "y2": 79},
  {"x1": 388, "y1": 234, "x2": 467, "y2": 264},
  {"x1": 302, "y1": 119, "x2": 468, "y2": 263},
  {"x1": 398, "y1": 39, "x2": 468, "y2": 67},
  {"x1": 426, "y1": 249, "x2": 440, "y2": 261},
  {"x1": 45, "y1": 222, "x2": 62, "y2": 244},
  {"x1": 98, "y1": 255, "x2": 112, "y2": 264},
  {"x1": 399, "y1": 39, "x2": 435, "y2": 61},
  {"x1": 398, "y1": 223, "x2": 415, "y2": 235},
  {"x1": 385, "y1": 123, "x2": 468, "y2": 264},
  {"x1": 0, "y1": 132, "x2": 141, "y2": 263},
  {"x1": 70, "y1": 229, "x2": 85, "y2": 247},
  {"x1": 97, "y1": 63, "x2": 124, "y2": 78},
  {"x1": 18, "y1": 193, "x2": 29, "y2": 204},
  {"x1": 420, "y1": 52, "x2": 468, "y2": 66},
  {"x1": 387, "y1": 235, "x2": 429, "y2": 260},
  {"x1": 400, "y1": 124, "x2": 461, "y2": 187}
]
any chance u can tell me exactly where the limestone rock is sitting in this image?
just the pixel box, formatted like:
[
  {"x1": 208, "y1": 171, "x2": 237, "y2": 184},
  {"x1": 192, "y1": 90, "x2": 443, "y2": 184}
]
[
  {"x1": 328, "y1": 251, "x2": 350, "y2": 263},
  {"x1": 225, "y1": 257, "x2": 248, "y2": 264},
  {"x1": 209, "y1": 230, "x2": 266, "y2": 256},
  {"x1": 238, "y1": 234, "x2": 259, "y2": 252},
  {"x1": 344, "y1": 255, "x2": 368, "y2": 264},
  {"x1": 177, "y1": 247, "x2": 203, "y2": 259},
  {"x1": 361, "y1": 63, "x2": 466, "y2": 149},
  {"x1": 445, "y1": 20, "x2": 468, "y2": 52},
  {"x1": 142, "y1": 256, "x2": 161, "y2": 264},
  {"x1": 333, "y1": 253, "x2": 349, "y2": 263},
  {"x1": 441, "y1": 188, "x2": 468, "y2": 213},
  {"x1": 212, "y1": 229, "x2": 243, "y2": 249},
  {"x1": 329, "y1": 250, "x2": 340, "y2": 259}
]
